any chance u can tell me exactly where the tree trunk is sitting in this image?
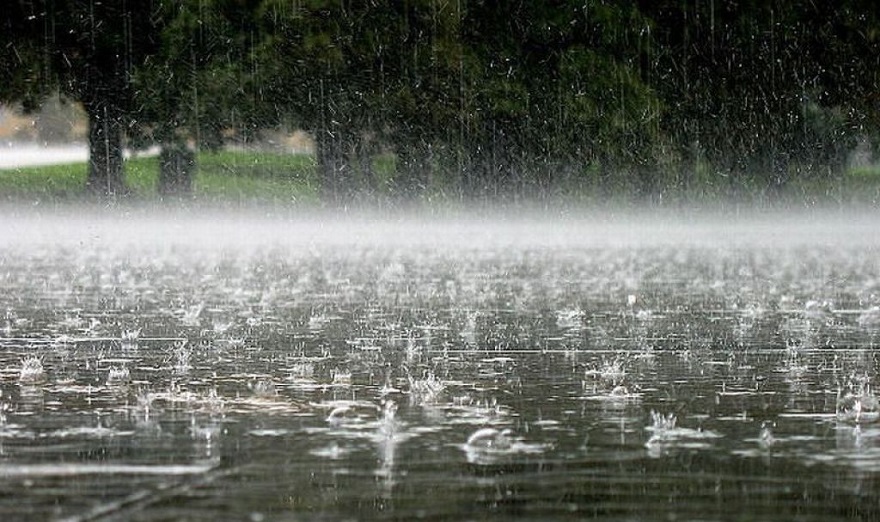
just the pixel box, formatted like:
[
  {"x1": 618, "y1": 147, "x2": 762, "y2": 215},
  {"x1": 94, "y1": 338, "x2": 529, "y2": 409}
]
[
  {"x1": 84, "y1": 100, "x2": 127, "y2": 197},
  {"x1": 315, "y1": 130, "x2": 352, "y2": 205},
  {"x1": 352, "y1": 135, "x2": 377, "y2": 200},
  {"x1": 158, "y1": 142, "x2": 196, "y2": 197},
  {"x1": 394, "y1": 144, "x2": 430, "y2": 200}
]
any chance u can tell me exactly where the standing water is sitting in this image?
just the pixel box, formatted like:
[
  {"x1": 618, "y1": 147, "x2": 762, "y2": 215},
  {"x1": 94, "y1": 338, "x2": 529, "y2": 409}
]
[{"x1": 1, "y1": 209, "x2": 879, "y2": 520}]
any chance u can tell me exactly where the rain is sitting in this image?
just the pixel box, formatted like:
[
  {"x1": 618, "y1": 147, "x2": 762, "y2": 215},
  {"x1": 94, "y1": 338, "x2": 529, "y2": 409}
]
[{"x1": 2, "y1": 1, "x2": 880, "y2": 521}]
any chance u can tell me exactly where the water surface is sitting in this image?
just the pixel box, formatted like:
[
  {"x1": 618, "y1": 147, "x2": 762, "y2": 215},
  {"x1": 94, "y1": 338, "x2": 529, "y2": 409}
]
[{"x1": 1, "y1": 211, "x2": 879, "y2": 520}]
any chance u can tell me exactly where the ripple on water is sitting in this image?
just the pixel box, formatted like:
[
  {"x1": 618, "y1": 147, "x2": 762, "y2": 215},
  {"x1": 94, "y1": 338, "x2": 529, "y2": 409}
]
[{"x1": 460, "y1": 427, "x2": 551, "y2": 465}]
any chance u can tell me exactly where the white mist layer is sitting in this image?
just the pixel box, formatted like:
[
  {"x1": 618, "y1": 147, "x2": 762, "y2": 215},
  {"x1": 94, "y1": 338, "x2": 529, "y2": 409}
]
[{"x1": 1, "y1": 207, "x2": 877, "y2": 251}]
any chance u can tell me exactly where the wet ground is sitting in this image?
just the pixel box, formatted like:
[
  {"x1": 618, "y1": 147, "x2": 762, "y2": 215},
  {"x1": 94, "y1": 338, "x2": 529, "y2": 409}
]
[{"x1": 1, "y1": 211, "x2": 879, "y2": 520}]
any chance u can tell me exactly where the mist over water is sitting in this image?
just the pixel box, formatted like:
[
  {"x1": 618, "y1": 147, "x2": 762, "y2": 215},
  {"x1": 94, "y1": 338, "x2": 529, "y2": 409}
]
[
  {"x1": 3, "y1": 205, "x2": 877, "y2": 249},
  {"x1": 2, "y1": 208, "x2": 880, "y2": 520}
]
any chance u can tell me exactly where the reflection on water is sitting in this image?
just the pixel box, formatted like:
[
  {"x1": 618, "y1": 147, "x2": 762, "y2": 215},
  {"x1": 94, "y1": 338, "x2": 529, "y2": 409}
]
[{"x1": 0, "y1": 213, "x2": 880, "y2": 520}]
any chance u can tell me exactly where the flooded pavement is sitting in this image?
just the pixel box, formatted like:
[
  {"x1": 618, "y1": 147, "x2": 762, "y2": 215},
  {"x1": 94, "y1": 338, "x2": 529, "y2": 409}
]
[{"x1": 1, "y1": 211, "x2": 879, "y2": 520}]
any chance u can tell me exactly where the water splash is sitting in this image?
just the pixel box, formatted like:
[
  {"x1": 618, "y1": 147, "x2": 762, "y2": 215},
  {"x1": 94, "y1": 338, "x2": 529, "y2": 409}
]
[
  {"x1": 837, "y1": 380, "x2": 879, "y2": 424},
  {"x1": 19, "y1": 356, "x2": 46, "y2": 383}
]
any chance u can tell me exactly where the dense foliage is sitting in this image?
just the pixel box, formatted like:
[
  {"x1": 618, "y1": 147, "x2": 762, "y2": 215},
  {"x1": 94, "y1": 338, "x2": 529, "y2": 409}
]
[
  {"x1": 2, "y1": 0, "x2": 879, "y2": 202},
  {"x1": 1, "y1": 0, "x2": 164, "y2": 195}
]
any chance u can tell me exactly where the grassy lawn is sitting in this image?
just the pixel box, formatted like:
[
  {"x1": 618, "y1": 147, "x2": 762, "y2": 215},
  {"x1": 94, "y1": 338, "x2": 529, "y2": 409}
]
[
  {"x1": 1, "y1": 147, "x2": 879, "y2": 207},
  {"x1": 839, "y1": 166, "x2": 880, "y2": 203},
  {"x1": 0, "y1": 161, "x2": 90, "y2": 201},
  {"x1": 0, "y1": 150, "x2": 320, "y2": 205}
]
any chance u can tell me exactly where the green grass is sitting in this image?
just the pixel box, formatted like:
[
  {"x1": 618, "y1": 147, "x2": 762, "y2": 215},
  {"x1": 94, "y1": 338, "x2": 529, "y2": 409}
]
[
  {"x1": 0, "y1": 150, "x2": 320, "y2": 205},
  {"x1": 833, "y1": 166, "x2": 880, "y2": 205},
  {"x1": 1, "y1": 148, "x2": 879, "y2": 207},
  {"x1": 0, "y1": 161, "x2": 90, "y2": 200}
]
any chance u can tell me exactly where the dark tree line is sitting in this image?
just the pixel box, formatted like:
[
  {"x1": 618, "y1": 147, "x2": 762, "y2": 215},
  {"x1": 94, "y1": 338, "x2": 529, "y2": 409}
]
[
  {"x1": 2, "y1": 0, "x2": 163, "y2": 196},
  {"x1": 2, "y1": 0, "x2": 879, "y2": 202}
]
